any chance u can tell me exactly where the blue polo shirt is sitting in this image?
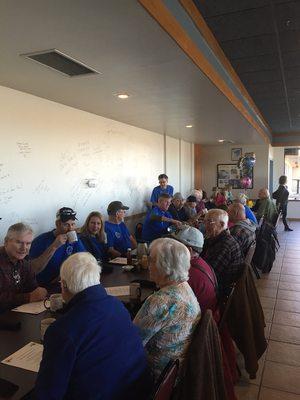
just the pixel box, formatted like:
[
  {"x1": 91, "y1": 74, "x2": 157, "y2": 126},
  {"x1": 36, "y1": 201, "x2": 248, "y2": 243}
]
[
  {"x1": 29, "y1": 230, "x2": 85, "y2": 286},
  {"x1": 35, "y1": 285, "x2": 152, "y2": 399},
  {"x1": 142, "y1": 206, "x2": 173, "y2": 242},
  {"x1": 150, "y1": 185, "x2": 174, "y2": 204},
  {"x1": 104, "y1": 221, "x2": 131, "y2": 256},
  {"x1": 245, "y1": 205, "x2": 258, "y2": 225}
]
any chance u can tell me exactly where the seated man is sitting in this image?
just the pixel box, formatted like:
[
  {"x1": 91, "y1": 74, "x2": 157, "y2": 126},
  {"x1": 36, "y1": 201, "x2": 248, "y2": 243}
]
[
  {"x1": 149, "y1": 173, "x2": 174, "y2": 207},
  {"x1": 104, "y1": 201, "x2": 137, "y2": 258},
  {"x1": 168, "y1": 192, "x2": 189, "y2": 221},
  {"x1": 235, "y1": 193, "x2": 257, "y2": 225},
  {"x1": 228, "y1": 203, "x2": 257, "y2": 256},
  {"x1": 142, "y1": 194, "x2": 180, "y2": 242},
  {"x1": 0, "y1": 223, "x2": 47, "y2": 312},
  {"x1": 183, "y1": 195, "x2": 198, "y2": 220},
  {"x1": 35, "y1": 253, "x2": 151, "y2": 400},
  {"x1": 29, "y1": 207, "x2": 85, "y2": 289},
  {"x1": 172, "y1": 226, "x2": 218, "y2": 319},
  {"x1": 202, "y1": 209, "x2": 244, "y2": 295},
  {"x1": 252, "y1": 188, "x2": 278, "y2": 224}
]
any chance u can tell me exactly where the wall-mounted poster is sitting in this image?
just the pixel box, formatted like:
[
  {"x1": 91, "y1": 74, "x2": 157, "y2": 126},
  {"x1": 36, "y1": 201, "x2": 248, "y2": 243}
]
[
  {"x1": 231, "y1": 148, "x2": 242, "y2": 161},
  {"x1": 217, "y1": 164, "x2": 254, "y2": 189}
]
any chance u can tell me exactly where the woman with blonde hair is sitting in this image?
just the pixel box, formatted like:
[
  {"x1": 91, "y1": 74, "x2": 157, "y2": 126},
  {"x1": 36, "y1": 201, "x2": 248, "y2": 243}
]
[{"x1": 79, "y1": 211, "x2": 108, "y2": 262}]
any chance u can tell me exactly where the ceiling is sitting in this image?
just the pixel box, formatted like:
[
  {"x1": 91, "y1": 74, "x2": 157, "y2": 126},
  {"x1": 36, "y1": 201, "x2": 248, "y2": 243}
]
[
  {"x1": 194, "y1": 0, "x2": 300, "y2": 140},
  {"x1": 0, "y1": 0, "x2": 266, "y2": 145}
]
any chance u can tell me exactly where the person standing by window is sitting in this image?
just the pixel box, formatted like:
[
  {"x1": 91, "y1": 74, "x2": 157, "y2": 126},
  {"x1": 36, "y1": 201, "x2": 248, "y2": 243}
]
[{"x1": 273, "y1": 175, "x2": 293, "y2": 231}]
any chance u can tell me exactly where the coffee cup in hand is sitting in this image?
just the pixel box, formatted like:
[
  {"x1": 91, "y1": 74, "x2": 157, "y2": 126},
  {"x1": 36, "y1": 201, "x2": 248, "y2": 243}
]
[
  {"x1": 67, "y1": 230, "x2": 78, "y2": 243},
  {"x1": 44, "y1": 293, "x2": 64, "y2": 312}
]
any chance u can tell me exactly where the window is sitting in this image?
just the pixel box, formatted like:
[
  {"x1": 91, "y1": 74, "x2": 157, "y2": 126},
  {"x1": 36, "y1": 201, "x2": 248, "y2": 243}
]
[{"x1": 284, "y1": 148, "x2": 300, "y2": 200}]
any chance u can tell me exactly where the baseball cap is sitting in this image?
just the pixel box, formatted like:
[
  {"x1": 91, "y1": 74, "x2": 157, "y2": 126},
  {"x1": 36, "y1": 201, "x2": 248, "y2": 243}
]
[
  {"x1": 173, "y1": 192, "x2": 184, "y2": 200},
  {"x1": 186, "y1": 195, "x2": 197, "y2": 203},
  {"x1": 172, "y1": 226, "x2": 204, "y2": 252},
  {"x1": 56, "y1": 207, "x2": 77, "y2": 222},
  {"x1": 107, "y1": 201, "x2": 129, "y2": 215}
]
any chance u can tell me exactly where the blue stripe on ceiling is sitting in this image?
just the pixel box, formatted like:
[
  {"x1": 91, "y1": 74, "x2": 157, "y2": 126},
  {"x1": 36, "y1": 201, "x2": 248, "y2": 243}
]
[{"x1": 162, "y1": 0, "x2": 271, "y2": 139}]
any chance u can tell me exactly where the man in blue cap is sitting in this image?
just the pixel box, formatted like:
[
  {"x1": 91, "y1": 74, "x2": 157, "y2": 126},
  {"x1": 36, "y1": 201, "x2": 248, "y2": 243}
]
[{"x1": 29, "y1": 207, "x2": 85, "y2": 290}]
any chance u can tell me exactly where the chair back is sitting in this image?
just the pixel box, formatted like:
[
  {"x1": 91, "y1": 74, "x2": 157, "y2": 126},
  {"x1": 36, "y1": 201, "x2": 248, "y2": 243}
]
[
  {"x1": 245, "y1": 241, "x2": 256, "y2": 265},
  {"x1": 218, "y1": 284, "x2": 236, "y2": 332},
  {"x1": 153, "y1": 359, "x2": 179, "y2": 400}
]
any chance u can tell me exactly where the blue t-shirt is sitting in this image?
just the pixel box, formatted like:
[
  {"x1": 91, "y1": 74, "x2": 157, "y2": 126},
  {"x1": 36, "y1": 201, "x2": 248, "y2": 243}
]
[
  {"x1": 150, "y1": 185, "x2": 174, "y2": 204},
  {"x1": 29, "y1": 230, "x2": 86, "y2": 286},
  {"x1": 79, "y1": 234, "x2": 108, "y2": 263},
  {"x1": 142, "y1": 206, "x2": 173, "y2": 242},
  {"x1": 244, "y1": 205, "x2": 258, "y2": 225},
  {"x1": 104, "y1": 221, "x2": 131, "y2": 256}
]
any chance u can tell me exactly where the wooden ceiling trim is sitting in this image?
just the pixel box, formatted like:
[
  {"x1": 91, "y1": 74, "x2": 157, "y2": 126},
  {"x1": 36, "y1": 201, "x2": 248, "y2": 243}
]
[
  {"x1": 138, "y1": 0, "x2": 270, "y2": 144},
  {"x1": 273, "y1": 131, "x2": 300, "y2": 137}
]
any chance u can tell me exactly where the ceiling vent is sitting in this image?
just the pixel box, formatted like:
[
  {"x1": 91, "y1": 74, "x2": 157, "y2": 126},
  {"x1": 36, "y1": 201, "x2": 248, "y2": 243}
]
[{"x1": 21, "y1": 49, "x2": 100, "y2": 77}]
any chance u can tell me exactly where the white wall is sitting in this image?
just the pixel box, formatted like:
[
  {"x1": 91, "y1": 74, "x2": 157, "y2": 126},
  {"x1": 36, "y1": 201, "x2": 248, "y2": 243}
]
[
  {"x1": 0, "y1": 86, "x2": 194, "y2": 240},
  {"x1": 271, "y1": 146, "x2": 300, "y2": 219},
  {"x1": 198, "y1": 143, "x2": 270, "y2": 199}
]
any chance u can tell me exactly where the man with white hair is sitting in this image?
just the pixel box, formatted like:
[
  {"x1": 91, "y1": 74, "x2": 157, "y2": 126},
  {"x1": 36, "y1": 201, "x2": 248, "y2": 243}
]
[
  {"x1": 202, "y1": 209, "x2": 244, "y2": 295},
  {"x1": 35, "y1": 252, "x2": 151, "y2": 400},
  {"x1": 235, "y1": 193, "x2": 257, "y2": 225},
  {"x1": 0, "y1": 223, "x2": 47, "y2": 312},
  {"x1": 29, "y1": 207, "x2": 85, "y2": 289}
]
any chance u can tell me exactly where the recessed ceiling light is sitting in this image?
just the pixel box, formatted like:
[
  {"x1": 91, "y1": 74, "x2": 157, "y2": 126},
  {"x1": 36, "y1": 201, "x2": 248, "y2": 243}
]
[
  {"x1": 185, "y1": 124, "x2": 193, "y2": 128},
  {"x1": 218, "y1": 139, "x2": 225, "y2": 142},
  {"x1": 116, "y1": 93, "x2": 129, "y2": 99}
]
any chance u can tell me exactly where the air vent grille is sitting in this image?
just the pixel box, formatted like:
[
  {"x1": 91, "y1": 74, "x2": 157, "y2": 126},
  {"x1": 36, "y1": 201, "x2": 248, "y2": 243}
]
[{"x1": 21, "y1": 49, "x2": 100, "y2": 77}]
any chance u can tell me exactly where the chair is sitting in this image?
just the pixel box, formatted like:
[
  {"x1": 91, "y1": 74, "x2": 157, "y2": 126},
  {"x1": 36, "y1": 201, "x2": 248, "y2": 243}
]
[
  {"x1": 218, "y1": 284, "x2": 236, "y2": 332},
  {"x1": 152, "y1": 359, "x2": 179, "y2": 400},
  {"x1": 246, "y1": 241, "x2": 260, "y2": 280}
]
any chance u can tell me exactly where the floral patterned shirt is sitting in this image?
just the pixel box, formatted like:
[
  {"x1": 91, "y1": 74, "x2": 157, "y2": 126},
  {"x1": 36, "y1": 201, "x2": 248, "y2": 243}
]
[{"x1": 134, "y1": 282, "x2": 200, "y2": 380}]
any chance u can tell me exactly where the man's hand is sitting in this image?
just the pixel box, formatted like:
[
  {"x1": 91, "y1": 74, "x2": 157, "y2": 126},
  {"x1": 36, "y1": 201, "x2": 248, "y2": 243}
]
[
  {"x1": 29, "y1": 287, "x2": 48, "y2": 303},
  {"x1": 172, "y1": 219, "x2": 182, "y2": 227},
  {"x1": 52, "y1": 234, "x2": 68, "y2": 250}
]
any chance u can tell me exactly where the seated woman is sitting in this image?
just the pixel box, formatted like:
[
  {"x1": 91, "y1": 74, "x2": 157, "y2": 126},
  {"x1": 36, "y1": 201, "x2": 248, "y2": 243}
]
[
  {"x1": 252, "y1": 188, "x2": 278, "y2": 224},
  {"x1": 79, "y1": 211, "x2": 108, "y2": 263},
  {"x1": 134, "y1": 238, "x2": 200, "y2": 381}
]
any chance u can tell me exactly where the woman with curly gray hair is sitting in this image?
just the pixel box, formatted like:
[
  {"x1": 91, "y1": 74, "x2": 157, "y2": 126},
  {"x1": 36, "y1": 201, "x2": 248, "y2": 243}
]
[{"x1": 134, "y1": 238, "x2": 200, "y2": 381}]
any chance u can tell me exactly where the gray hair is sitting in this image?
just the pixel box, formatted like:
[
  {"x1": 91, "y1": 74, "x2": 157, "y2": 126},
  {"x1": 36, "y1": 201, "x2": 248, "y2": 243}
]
[
  {"x1": 150, "y1": 238, "x2": 190, "y2": 282},
  {"x1": 206, "y1": 209, "x2": 228, "y2": 228},
  {"x1": 5, "y1": 222, "x2": 34, "y2": 241},
  {"x1": 60, "y1": 252, "x2": 101, "y2": 295}
]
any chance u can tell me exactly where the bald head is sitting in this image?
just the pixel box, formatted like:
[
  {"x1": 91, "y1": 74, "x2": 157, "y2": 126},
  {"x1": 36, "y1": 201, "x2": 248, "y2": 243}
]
[{"x1": 228, "y1": 203, "x2": 246, "y2": 223}]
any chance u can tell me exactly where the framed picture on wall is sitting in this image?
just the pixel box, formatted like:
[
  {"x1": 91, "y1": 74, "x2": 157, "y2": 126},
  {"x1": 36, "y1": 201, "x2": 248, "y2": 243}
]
[
  {"x1": 231, "y1": 148, "x2": 242, "y2": 161},
  {"x1": 217, "y1": 163, "x2": 254, "y2": 189}
]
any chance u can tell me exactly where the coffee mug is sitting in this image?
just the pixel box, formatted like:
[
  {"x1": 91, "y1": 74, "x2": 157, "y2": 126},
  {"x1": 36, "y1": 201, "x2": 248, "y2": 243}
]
[
  {"x1": 40, "y1": 318, "x2": 56, "y2": 341},
  {"x1": 44, "y1": 294, "x2": 64, "y2": 312},
  {"x1": 67, "y1": 230, "x2": 78, "y2": 243}
]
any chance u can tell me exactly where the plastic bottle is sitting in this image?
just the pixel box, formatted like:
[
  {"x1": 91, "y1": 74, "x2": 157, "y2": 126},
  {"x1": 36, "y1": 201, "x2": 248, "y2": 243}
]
[{"x1": 127, "y1": 248, "x2": 132, "y2": 265}]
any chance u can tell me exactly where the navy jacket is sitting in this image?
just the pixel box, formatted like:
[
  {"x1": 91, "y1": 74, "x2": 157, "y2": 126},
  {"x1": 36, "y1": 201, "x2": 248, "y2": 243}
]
[{"x1": 35, "y1": 285, "x2": 152, "y2": 399}]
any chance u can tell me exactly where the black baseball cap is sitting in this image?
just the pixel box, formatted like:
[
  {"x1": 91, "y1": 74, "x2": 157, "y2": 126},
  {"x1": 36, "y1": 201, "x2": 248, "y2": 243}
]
[
  {"x1": 56, "y1": 207, "x2": 77, "y2": 222},
  {"x1": 186, "y1": 195, "x2": 197, "y2": 203},
  {"x1": 107, "y1": 201, "x2": 129, "y2": 215}
]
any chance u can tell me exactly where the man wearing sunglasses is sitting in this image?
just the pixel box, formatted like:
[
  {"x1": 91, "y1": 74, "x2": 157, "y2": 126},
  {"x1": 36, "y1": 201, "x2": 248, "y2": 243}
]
[
  {"x1": 29, "y1": 207, "x2": 85, "y2": 290},
  {"x1": 0, "y1": 223, "x2": 47, "y2": 312}
]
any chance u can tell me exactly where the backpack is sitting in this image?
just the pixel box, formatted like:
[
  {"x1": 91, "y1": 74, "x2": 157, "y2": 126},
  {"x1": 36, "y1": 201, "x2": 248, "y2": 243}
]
[{"x1": 252, "y1": 221, "x2": 279, "y2": 273}]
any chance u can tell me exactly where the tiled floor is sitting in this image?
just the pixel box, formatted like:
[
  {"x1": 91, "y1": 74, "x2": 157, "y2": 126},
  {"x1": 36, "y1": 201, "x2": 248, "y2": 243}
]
[{"x1": 235, "y1": 221, "x2": 300, "y2": 400}]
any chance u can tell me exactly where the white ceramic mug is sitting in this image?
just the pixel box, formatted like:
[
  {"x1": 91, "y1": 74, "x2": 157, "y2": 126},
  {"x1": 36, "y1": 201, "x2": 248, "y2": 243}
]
[
  {"x1": 67, "y1": 230, "x2": 78, "y2": 243},
  {"x1": 44, "y1": 293, "x2": 64, "y2": 312},
  {"x1": 40, "y1": 318, "x2": 56, "y2": 341}
]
